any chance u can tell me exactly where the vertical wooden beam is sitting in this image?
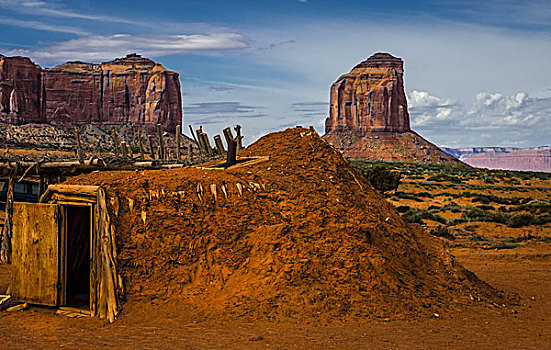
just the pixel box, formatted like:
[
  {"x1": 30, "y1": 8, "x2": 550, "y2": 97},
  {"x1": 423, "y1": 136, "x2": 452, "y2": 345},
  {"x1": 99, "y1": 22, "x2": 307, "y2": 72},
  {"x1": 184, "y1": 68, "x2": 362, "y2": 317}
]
[
  {"x1": 0, "y1": 162, "x2": 18, "y2": 263},
  {"x1": 234, "y1": 124, "x2": 243, "y2": 150},
  {"x1": 195, "y1": 128, "x2": 206, "y2": 156},
  {"x1": 111, "y1": 129, "x2": 120, "y2": 157},
  {"x1": 176, "y1": 125, "x2": 182, "y2": 159},
  {"x1": 147, "y1": 135, "x2": 156, "y2": 159},
  {"x1": 226, "y1": 140, "x2": 237, "y2": 167},
  {"x1": 121, "y1": 141, "x2": 128, "y2": 159},
  {"x1": 201, "y1": 132, "x2": 213, "y2": 157},
  {"x1": 187, "y1": 144, "x2": 193, "y2": 162},
  {"x1": 222, "y1": 127, "x2": 235, "y2": 148},
  {"x1": 213, "y1": 135, "x2": 226, "y2": 155},
  {"x1": 156, "y1": 124, "x2": 165, "y2": 160}
]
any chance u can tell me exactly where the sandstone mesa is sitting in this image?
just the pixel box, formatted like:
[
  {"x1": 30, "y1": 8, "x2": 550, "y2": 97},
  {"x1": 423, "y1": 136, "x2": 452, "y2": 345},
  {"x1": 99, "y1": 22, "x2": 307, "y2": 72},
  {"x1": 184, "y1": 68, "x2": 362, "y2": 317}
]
[
  {"x1": 0, "y1": 53, "x2": 181, "y2": 132},
  {"x1": 324, "y1": 52, "x2": 458, "y2": 163}
]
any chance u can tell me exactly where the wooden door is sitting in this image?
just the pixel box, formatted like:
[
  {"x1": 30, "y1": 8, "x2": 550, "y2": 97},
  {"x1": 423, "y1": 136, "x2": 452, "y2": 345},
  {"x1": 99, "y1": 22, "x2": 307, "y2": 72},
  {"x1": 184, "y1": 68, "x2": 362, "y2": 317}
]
[{"x1": 11, "y1": 202, "x2": 60, "y2": 306}]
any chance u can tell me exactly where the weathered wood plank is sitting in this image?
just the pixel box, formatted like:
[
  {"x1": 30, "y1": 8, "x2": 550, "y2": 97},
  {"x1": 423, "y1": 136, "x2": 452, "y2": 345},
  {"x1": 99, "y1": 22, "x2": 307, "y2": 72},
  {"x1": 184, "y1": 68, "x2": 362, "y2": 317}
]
[{"x1": 11, "y1": 203, "x2": 59, "y2": 306}]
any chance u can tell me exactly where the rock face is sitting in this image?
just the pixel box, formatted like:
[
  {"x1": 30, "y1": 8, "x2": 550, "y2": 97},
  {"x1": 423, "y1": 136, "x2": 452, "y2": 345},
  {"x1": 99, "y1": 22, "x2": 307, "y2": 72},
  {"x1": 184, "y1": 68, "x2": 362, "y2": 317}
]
[
  {"x1": 325, "y1": 52, "x2": 410, "y2": 135},
  {"x1": 0, "y1": 53, "x2": 182, "y2": 131},
  {"x1": 444, "y1": 146, "x2": 551, "y2": 173},
  {"x1": 324, "y1": 52, "x2": 458, "y2": 163},
  {"x1": 0, "y1": 55, "x2": 44, "y2": 124}
]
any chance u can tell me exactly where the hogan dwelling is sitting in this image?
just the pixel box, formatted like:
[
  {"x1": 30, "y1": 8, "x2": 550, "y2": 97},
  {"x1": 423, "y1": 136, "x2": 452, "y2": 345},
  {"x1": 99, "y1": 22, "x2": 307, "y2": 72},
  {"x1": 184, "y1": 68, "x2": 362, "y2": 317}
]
[{"x1": 0, "y1": 53, "x2": 182, "y2": 132}]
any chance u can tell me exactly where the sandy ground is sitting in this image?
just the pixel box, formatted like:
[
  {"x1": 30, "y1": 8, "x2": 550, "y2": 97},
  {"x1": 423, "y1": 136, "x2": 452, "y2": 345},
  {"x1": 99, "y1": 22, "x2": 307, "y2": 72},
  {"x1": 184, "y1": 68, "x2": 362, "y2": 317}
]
[{"x1": 0, "y1": 245, "x2": 549, "y2": 349}]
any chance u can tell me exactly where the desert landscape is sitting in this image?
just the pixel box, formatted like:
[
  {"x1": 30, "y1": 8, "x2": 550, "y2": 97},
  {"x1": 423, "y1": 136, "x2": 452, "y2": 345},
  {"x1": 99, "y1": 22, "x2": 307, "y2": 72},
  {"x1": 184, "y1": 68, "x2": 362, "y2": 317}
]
[{"x1": 1, "y1": 1, "x2": 550, "y2": 348}]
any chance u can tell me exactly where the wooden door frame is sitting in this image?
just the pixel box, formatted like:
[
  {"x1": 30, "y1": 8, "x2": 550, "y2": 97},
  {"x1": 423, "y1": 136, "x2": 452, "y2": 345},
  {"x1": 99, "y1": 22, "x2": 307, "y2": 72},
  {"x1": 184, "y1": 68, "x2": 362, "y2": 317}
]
[{"x1": 57, "y1": 202, "x2": 94, "y2": 310}]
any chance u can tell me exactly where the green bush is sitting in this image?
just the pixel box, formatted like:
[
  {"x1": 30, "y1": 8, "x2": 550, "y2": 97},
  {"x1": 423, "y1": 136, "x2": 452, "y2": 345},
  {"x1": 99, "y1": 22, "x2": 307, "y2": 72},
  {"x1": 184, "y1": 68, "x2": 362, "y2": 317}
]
[
  {"x1": 507, "y1": 214, "x2": 534, "y2": 228},
  {"x1": 359, "y1": 165, "x2": 401, "y2": 193},
  {"x1": 461, "y1": 208, "x2": 509, "y2": 224},
  {"x1": 429, "y1": 226, "x2": 456, "y2": 240},
  {"x1": 401, "y1": 209, "x2": 447, "y2": 225},
  {"x1": 396, "y1": 205, "x2": 411, "y2": 213}
]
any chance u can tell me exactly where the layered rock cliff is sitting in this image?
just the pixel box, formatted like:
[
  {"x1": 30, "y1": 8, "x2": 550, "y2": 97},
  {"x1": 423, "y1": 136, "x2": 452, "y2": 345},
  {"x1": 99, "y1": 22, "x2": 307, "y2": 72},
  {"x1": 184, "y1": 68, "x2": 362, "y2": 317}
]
[
  {"x1": 325, "y1": 52, "x2": 410, "y2": 134},
  {"x1": 444, "y1": 146, "x2": 551, "y2": 172},
  {"x1": 0, "y1": 53, "x2": 181, "y2": 131},
  {"x1": 324, "y1": 52, "x2": 458, "y2": 163}
]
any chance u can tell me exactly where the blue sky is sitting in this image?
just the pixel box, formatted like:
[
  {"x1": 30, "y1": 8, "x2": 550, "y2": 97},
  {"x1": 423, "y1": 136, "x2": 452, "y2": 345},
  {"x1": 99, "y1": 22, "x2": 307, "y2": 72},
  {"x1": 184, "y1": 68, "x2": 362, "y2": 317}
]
[{"x1": 1, "y1": 0, "x2": 550, "y2": 147}]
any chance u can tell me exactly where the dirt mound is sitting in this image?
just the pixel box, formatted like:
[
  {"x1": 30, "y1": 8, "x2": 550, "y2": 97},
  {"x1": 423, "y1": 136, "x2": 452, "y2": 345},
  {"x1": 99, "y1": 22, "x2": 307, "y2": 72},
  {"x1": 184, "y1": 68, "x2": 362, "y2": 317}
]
[{"x1": 67, "y1": 127, "x2": 509, "y2": 320}]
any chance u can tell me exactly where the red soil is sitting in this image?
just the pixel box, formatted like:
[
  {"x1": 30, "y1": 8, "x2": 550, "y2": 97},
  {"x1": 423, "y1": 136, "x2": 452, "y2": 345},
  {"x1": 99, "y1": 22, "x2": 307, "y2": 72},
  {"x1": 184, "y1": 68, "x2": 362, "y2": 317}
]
[{"x1": 65, "y1": 127, "x2": 510, "y2": 321}]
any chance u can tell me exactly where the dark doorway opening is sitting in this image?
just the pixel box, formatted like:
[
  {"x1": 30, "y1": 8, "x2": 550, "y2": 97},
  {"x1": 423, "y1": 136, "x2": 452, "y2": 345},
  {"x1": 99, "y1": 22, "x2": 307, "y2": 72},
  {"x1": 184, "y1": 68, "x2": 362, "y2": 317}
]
[{"x1": 65, "y1": 206, "x2": 90, "y2": 309}]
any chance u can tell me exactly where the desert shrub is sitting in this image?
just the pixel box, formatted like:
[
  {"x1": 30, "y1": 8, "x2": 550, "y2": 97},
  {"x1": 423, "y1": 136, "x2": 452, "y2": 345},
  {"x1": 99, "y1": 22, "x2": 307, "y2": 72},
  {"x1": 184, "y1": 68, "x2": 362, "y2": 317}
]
[
  {"x1": 511, "y1": 200, "x2": 551, "y2": 214},
  {"x1": 447, "y1": 218, "x2": 467, "y2": 226},
  {"x1": 461, "y1": 208, "x2": 509, "y2": 224},
  {"x1": 509, "y1": 234, "x2": 537, "y2": 243},
  {"x1": 416, "y1": 192, "x2": 434, "y2": 198},
  {"x1": 507, "y1": 214, "x2": 534, "y2": 228},
  {"x1": 429, "y1": 226, "x2": 456, "y2": 240},
  {"x1": 427, "y1": 205, "x2": 441, "y2": 212},
  {"x1": 493, "y1": 242, "x2": 520, "y2": 249},
  {"x1": 469, "y1": 234, "x2": 487, "y2": 242},
  {"x1": 476, "y1": 205, "x2": 496, "y2": 211},
  {"x1": 359, "y1": 165, "x2": 401, "y2": 193},
  {"x1": 392, "y1": 191, "x2": 423, "y2": 202},
  {"x1": 443, "y1": 202, "x2": 462, "y2": 213},
  {"x1": 472, "y1": 196, "x2": 491, "y2": 204},
  {"x1": 534, "y1": 214, "x2": 551, "y2": 225},
  {"x1": 401, "y1": 209, "x2": 447, "y2": 225},
  {"x1": 396, "y1": 205, "x2": 411, "y2": 213}
]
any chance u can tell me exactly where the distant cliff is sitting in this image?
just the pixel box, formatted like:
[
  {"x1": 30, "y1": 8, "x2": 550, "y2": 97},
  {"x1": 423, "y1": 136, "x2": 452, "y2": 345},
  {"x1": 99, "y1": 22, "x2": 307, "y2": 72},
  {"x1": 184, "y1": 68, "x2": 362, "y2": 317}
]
[
  {"x1": 0, "y1": 53, "x2": 182, "y2": 132},
  {"x1": 325, "y1": 52, "x2": 410, "y2": 134},
  {"x1": 324, "y1": 52, "x2": 458, "y2": 164},
  {"x1": 443, "y1": 146, "x2": 551, "y2": 173}
]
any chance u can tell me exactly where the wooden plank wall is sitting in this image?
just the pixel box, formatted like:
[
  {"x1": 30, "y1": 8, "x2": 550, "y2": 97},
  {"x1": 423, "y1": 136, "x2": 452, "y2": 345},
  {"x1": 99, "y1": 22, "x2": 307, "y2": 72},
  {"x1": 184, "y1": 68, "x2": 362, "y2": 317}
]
[{"x1": 11, "y1": 203, "x2": 59, "y2": 306}]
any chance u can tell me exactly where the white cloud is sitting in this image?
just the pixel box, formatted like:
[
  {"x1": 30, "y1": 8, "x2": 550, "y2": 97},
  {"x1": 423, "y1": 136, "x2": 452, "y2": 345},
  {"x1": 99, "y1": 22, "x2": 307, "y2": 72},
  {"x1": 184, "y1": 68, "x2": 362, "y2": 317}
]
[
  {"x1": 409, "y1": 90, "x2": 551, "y2": 147},
  {"x1": 4, "y1": 33, "x2": 249, "y2": 63},
  {"x1": 408, "y1": 90, "x2": 460, "y2": 126},
  {"x1": 0, "y1": 15, "x2": 90, "y2": 35},
  {"x1": 0, "y1": 0, "x2": 139, "y2": 24}
]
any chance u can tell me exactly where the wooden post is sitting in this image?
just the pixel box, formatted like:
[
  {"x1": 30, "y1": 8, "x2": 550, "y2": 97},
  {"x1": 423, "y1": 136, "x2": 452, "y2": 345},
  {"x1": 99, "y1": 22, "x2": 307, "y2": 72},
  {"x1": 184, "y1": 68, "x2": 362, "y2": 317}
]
[
  {"x1": 111, "y1": 128, "x2": 120, "y2": 157},
  {"x1": 147, "y1": 135, "x2": 156, "y2": 159},
  {"x1": 213, "y1": 135, "x2": 226, "y2": 155},
  {"x1": 222, "y1": 127, "x2": 234, "y2": 148},
  {"x1": 137, "y1": 128, "x2": 145, "y2": 159},
  {"x1": 195, "y1": 128, "x2": 206, "y2": 156},
  {"x1": 234, "y1": 124, "x2": 243, "y2": 150},
  {"x1": 121, "y1": 141, "x2": 128, "y2": 159},
  {"x1": 127, "y1": 142, "x2": 134, "y2": 159},
  {"x1": 188, "y1": 144, "x2": 193, "y2": 162},
  {"x1": 226, "y1": 140, "x2": 237, "y2": 167},
  {"x1": 176, "y1": 125, "x2": 182, "y2": 159},
  {"x1": 156, "y1": 124, "x2": 165, "y2": 160},
  {"x1": 38, "y1": 176, "x2": 45, "y2": 197},
  {"x1": 188, "y1": 124, "x2": 199, "y2": 145},
  {"x1": 0, "y1": 162, "x2": 18, "y2": 263},
  {"x1": 201, "y1": 132, "x2": 213, "y2": 157},
  {"x1": 74, "y1": 128, "x2": 85, "y2": 164}
]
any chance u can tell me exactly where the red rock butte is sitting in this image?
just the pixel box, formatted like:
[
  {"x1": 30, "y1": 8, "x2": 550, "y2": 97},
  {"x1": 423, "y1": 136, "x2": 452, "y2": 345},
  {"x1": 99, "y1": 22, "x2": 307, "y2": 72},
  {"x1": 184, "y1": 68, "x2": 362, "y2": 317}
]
[
  {"x1": 325, "y1": 52, "x2": 410, "y2": 135},
  {"x1": 0, "y1": 53, "x2": 182, "y2": 132}
]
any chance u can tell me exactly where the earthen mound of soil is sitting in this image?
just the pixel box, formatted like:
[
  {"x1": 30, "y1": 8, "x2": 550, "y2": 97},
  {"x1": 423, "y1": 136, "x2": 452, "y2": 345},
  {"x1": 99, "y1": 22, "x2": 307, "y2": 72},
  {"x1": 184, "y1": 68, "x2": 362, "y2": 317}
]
[{"x1": 68, "y1": 127, "x2": 509, "y2": 320}]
